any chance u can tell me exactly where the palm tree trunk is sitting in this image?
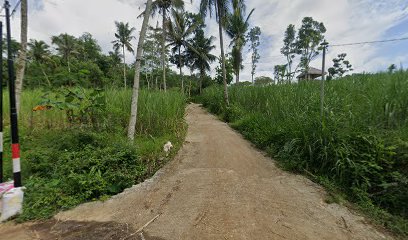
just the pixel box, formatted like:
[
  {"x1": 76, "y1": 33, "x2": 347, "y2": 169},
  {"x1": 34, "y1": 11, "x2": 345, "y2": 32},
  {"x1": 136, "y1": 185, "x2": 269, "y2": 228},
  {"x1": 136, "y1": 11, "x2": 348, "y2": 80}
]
[
  {"x1": 123, "y1": 46, "x2": 127, "y2": 89},
  {"x1": 199, "y1": 68, "x2": 205, "y2": 94},
  {"x1": 128, "y1": 0, "x2": 153, "y2": 140},
  {"x1": 236, "y1": 48, "x2": 242, "y2": 84},
  {"x1": 15, "y1": 0, "x2": 27, "y2": 112},
  {"x1": 217, "y1": 0, "x2": 229, "y2": 106},
  {"x1": 179, "y1": 47, "x2": 183, "y2": 92},
  {"x1": 162, "y1": 10, "x2": 167, "y2": 92},
  {"x1": 40, "y1": 64, "x2": 51, "y2": 86},
  {"x1": 67, "y1": 56, "x2": 71, "y2": 73}
]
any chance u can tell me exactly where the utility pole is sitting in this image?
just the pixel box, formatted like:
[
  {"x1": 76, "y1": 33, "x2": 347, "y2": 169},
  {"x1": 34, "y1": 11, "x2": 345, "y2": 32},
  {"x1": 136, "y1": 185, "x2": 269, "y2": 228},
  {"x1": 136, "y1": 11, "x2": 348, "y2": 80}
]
[
  {"x1": 5, "y1": 1, "x2": 22, "y2": 187},
  {"x1": 0, "y1": 21, "x2": 3, "y2": 183},
  {"x1": 320, "y1": 41, "x2": 328, "y2": 124}
]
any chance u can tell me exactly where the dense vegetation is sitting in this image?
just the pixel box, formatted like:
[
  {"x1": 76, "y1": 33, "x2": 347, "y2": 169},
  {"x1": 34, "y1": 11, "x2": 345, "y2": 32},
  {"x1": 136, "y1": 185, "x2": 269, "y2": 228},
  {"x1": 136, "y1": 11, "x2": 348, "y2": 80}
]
[
  {"x1": 2, "y1": 1, "x2": 405, "y2": 238},
  {"x1": 0, "y1": 34, "x2": 199, "y2": 91},
  {"x1": 2, "y1": 89, "x2": 186, "y2": 220},
  {"x1": 199, "y1": 71, "x2": 408, "y2": 236},
  {"x1": 0, "y1": 0, "x2": 220, "y2": 221}
]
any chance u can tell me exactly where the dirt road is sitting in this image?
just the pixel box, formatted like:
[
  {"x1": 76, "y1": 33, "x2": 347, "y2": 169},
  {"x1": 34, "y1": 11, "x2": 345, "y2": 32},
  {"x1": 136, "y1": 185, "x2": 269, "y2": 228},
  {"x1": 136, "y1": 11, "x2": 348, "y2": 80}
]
[{"x1": 0, "y1": 104, "x2": 392, "y2": 239}]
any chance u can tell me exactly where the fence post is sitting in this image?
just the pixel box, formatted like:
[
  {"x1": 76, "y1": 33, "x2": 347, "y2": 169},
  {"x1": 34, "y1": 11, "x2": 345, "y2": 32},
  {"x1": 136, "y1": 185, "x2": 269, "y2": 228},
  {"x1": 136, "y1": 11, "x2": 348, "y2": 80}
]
[
  {"x1": 5, "y1": 1, "x2": 22, "y2": 187},
  {"x1": 320, "y1": 41, "x2": 328, "y2": 125}
]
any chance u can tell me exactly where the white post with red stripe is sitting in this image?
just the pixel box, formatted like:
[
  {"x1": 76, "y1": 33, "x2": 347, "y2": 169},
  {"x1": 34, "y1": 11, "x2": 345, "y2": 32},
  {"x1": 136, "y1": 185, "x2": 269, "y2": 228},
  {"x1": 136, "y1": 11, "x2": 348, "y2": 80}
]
[
  {"x1": 0, "y1": 2, "x2": 24, "y2": 223},
  {"x1": 12, "y1": 144, "x2": 21, "y2": 183},
  {"x1": 5, "y1": 1, "x2": 21, "y2": 187}
]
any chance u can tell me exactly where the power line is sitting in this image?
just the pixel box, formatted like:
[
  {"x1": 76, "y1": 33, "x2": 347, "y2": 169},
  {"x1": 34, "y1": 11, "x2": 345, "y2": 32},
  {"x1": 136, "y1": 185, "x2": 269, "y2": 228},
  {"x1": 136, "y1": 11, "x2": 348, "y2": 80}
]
[
  {"x1": 242, "y1": 55, "x2": 284, "y2": 64},
  {"x1": 10, "y1": 0, "x2": 21, "y2": 17},
  {"x1": 241, "y1": 36, "x2": 408, "y2": 64},
  {"x1": 330, "y1": 37, "x2": 408, "y2": 47},
  {"x1": 261, "y1": 55, "x2": 285, "y2": 59},
  {"x1": 0, "y1": 1, "x2": 22, "y2": 18}
]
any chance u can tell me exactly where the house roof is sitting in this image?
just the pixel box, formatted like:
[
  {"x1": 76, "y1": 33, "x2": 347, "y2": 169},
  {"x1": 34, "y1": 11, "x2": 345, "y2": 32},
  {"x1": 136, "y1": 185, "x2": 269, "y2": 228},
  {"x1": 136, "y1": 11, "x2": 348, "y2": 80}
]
[{"x1": 297, "y1": 67, "x2": 325, "y2": 79}]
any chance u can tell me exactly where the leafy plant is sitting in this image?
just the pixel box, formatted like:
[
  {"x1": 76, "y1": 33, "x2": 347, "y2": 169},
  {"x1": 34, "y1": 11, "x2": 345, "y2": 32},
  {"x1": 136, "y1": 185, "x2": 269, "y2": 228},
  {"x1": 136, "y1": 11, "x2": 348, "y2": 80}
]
[{"x1": 37, "y1": 87, "x2": 106, "y2": 128}]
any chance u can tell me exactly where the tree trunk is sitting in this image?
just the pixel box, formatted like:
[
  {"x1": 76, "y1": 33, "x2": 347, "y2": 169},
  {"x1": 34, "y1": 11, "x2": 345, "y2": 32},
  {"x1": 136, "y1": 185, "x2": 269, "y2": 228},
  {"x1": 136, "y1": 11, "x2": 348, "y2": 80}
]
[
  {"x1": 251, "y1": 72, "x2": 254, "y2": 85},
  {"x1": 40, "y1": 64, "x2": 51, "y2": 86},
  {"x1": 161, "y1": 10, "x2": 167, "y2": 92},
  {"x1": 15, "y1": 0, "x2": 27, "y2": 112},
  {"x1": 179, "y1": 47, "x2": 183, "y2": 92},
  {"x1": 128, "y1": 0, "x2": 153, "y2": 140},
  {"x1": 237, "y1": 49, "x2": 242, "y2": 84},
  {"x1": 188, "y1": 80, "x2": 191, "y2": 98},
  {"x1": 217, "y1": 2, "x2": 229, "y2": 106},
  {"x1": 287, "y1": 61, "x2": 292, "y2": 82},
  {"x1": 67, "y1": 56, "x2": 71, "y2": 73},
  {"x1": 123, "y1": 46, "x2": 127, "y2": 89},
  {"x1": 199, "y1": 68, "x2": 205, "y2": 94}
]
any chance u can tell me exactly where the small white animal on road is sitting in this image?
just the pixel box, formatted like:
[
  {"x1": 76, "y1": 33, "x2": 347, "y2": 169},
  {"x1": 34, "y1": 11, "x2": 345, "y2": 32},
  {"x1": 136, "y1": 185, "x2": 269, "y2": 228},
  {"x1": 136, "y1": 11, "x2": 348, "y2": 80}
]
[{"x1": 163, "y1": 141, "x2": 173, "y2": 155}]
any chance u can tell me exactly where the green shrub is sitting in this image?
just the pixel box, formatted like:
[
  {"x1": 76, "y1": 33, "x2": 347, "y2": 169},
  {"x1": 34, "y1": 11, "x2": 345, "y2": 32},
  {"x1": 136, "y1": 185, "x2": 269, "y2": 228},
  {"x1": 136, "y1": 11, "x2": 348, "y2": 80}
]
[{"x1": 17, "y1": 130, "x2": 146, "y2": 221}]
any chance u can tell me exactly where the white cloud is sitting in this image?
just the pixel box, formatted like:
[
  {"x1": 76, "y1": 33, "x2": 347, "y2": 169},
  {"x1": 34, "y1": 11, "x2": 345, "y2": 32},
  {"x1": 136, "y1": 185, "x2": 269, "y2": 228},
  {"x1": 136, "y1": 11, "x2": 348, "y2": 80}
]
[
  {"x1": 11, "y1": 0, "x2": 148, "y2": 59},
  {"x1": 7, "y1": 0, "x2": 408, "y2": 82},
  {"x1": 236, "y1": 0, "x2": 408, "y2": 81}
]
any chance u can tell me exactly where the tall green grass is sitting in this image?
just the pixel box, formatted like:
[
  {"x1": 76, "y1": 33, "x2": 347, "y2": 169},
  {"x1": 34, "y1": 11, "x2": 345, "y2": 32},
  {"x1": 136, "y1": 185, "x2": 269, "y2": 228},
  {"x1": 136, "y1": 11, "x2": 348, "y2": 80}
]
[
  {"x1": 199, "y1": 71, "x2": 408, "y2": 236},
  {"x1": 105, "y1": 89, "x2": 186, "y2": 136},
  {"x1": 2, "y1": 89, "x2": 185, "y2": 137}
]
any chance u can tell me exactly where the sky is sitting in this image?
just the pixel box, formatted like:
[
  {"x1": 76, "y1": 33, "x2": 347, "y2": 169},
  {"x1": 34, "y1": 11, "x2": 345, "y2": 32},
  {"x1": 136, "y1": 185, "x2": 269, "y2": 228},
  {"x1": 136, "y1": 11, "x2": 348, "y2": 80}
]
[{"x1": 5, "y1": 0, "x2": 408, "y2": 82}]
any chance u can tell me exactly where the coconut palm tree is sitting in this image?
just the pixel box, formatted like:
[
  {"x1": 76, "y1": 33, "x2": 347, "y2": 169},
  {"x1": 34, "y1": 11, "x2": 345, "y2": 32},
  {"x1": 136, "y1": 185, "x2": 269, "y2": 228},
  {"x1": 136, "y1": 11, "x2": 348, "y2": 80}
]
[
  {"x1": 187, "y1": 29, "x2": 216, "y2": 93},
  {"x1": 28, "y1": 40, "x2": 52, "y2": 86},
  {"x1": 226, "y1": 0, "x2": 254, "y2": 83},
  {"x1": 149, "y1": 0, "x2": 185, "y2": 92},
  {"x1": 51, "y1": 33, "x2": 78, "y2": 73},
  {"x1": 200, "y1": 0, "x2": 237, "y2": 106},
  {"x1": 167, "y1": 10, "x2": 201, "y2": 92},
  {"x1": 142, "y1": 24, "x2": 162, "y2": 89},
  {"x1": 112, "y1": 21, "x2": 136, "y2": 89},
  {"x1": 128, "y1": 0, "x2": 153, "y2": 140},
  {"x1": 108, "y1": 48, "x2": 123, "y2": 67}
]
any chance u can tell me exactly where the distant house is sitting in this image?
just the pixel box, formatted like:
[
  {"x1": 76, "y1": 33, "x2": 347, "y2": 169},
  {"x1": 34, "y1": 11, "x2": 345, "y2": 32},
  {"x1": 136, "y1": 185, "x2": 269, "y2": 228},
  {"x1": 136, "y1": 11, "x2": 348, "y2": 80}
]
[{"x1": 297, "y1": 67, "x2": 326, "y2": 80}]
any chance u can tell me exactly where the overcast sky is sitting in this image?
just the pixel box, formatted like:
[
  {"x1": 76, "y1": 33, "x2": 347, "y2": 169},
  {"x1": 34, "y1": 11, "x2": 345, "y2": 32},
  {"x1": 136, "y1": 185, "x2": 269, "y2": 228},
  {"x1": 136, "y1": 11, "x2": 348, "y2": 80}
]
[{"x1": 6, "y1": 0, "x2": 408, "y2": 82}]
